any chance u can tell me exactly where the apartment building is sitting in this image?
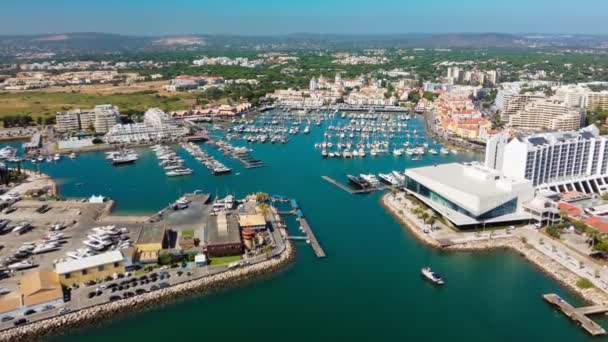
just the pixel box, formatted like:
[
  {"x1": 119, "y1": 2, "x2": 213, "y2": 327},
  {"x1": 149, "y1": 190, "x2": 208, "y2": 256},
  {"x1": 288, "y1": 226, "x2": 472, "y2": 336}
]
[
  {"x1": 495, "y1": 88, "x2": 546, "y2": 119},
  {"x1": 55, "y1": 105, "x2": 119, "y2": 133},
  {"x1": 508, "y1": 99, "x2": 583, "y2": 131}
]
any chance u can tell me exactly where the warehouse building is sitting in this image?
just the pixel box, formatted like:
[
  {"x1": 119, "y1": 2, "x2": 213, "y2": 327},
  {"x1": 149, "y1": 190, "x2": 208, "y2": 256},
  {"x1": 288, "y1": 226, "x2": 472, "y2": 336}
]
[
  {"x1": 54, "y1": 251, "x2": 125, "y2": 287},
  {"x1": 205, "y1": 212, "x2": 243, "y2": 257}
]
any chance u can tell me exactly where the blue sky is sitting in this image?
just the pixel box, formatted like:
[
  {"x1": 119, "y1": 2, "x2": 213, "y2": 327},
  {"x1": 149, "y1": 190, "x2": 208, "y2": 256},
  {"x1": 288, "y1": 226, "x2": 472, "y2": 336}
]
[{"x1": 2, "y1": 0, "x2": 607, "y2": 36}]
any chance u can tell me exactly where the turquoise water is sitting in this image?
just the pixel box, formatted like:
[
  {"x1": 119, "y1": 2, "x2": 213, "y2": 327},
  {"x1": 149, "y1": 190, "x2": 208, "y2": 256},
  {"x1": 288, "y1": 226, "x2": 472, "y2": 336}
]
[{"x1": 2, "y1": 117, "x2": 604, "y2": 341}]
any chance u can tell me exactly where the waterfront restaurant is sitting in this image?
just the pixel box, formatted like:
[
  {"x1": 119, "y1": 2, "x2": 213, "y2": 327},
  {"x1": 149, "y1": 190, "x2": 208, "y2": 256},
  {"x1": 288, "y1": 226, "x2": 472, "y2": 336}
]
[
  {"x1": 237, "y1": 214, "x2": 267, "y2": 231},
  {"x1": 404, "y1": 162, "x2": 535, "y2": 229},
  {"x1": 55, "y1": 251, "x2": 125, "y2": 287}
]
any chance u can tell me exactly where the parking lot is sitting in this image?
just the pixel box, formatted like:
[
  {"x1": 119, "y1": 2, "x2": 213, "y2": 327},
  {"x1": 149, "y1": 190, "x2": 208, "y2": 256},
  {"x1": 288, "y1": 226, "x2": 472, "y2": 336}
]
[{"x1": 0, "y1": 200, "x2": 143, "y2": 292}]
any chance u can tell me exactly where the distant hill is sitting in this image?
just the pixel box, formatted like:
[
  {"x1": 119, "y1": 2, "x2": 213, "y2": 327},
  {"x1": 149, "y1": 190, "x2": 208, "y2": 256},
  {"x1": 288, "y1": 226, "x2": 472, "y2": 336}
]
[{"x1": 0, "y1": 32, "x2": 606, "y2": 55}]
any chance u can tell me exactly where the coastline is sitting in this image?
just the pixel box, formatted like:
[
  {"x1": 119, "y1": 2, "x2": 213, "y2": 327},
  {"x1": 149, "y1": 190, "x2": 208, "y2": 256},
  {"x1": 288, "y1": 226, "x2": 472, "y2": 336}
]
[
  {"x1": 380, "y1": 193, "x2": 608, "y2": 307},
  {"x1": 0, "y1": 240, "x2": 295, "y2": 342}
]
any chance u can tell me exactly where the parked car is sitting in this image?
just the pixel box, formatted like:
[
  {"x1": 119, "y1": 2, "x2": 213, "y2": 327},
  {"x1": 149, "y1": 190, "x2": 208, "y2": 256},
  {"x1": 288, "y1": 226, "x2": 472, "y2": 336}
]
[
  {"x1": 58, "y1": 307, "x2": 71, "y2": 315},
  {"x1": 23, "y1": 309, "x2": 36, "y2": 316},
  {"x1": 1, "y1": 316, "x2": 14, "y2": 322},
  {"x1": 13, "y1": 318, "x2": 27, "y2": 326}
]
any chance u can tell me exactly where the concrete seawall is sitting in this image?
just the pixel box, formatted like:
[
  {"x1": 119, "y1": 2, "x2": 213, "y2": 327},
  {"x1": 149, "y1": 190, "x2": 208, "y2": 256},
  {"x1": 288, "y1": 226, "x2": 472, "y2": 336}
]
[
  {"x1": 380, "y1": 193, "x2": 608, "y2": 307},
  {"x1": 0, "y1": 241, "x2": 295, "y2": 342}
]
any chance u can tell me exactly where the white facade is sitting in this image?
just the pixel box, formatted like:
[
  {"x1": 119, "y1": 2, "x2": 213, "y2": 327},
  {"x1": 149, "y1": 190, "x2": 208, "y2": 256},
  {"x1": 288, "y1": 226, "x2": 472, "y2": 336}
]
[
  {"x1": 55, "y1": 105, "x2": 119, "y2": 133},
  {"x1": 488, "y1": 125, "x2": 608, "y2": 193},
  {"x1": 484, "y1": 132, "x2": 508, "y2": 170},
  {"x1": 495, "y1": 88, "x2": 546, "y2": 119},
  {"x1": 404, "y1": 162, "x2": 534, "y2": 227},
  {"x1": 105, "y1": 108, "x2": 187, "y2": 144},
  {"x1": 93, "y1": 105, "x2": 120, "y2": 134},
  {"x1": 508, "y1": 99, "x2": 583, "y2": 131}
]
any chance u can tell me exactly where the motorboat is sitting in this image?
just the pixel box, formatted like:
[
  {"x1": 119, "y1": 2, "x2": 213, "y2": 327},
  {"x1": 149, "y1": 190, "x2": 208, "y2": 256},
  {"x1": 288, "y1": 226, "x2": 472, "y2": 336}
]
[
  {"x1": 421, "y1": 267, "x2": 444, "y2": 285},
  {"x1": 8, "y1": 260, "x2": 35, "y2": 271},
  {"x1": 12, "y1": 222, "x2": 32, "y2": 234}
]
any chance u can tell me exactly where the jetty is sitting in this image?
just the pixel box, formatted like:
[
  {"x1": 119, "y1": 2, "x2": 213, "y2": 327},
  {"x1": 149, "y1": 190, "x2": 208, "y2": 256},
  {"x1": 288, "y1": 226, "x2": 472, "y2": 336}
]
[
  {"x1": 278, "y1": 199, "x2": 326, "y2": 258},
  {"x1": 321, "y1": 176, "x2": 390, "y2": 194},
  {"x1": 543, "y1": 293, "x2": 608, "y2": 336}
]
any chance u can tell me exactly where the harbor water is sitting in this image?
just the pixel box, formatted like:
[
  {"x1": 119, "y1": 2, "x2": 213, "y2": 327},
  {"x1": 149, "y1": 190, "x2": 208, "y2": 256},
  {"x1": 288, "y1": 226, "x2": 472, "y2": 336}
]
[{"x1": 1, "y1": 115, "x2": 604, "y2": 341}]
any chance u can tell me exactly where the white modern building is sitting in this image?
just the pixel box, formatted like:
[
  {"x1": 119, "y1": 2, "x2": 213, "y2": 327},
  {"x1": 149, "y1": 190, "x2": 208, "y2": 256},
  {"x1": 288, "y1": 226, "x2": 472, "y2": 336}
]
[
  {"x1": 105, "y1": 108, "x2": 188, "y2": 144},
  {"x1": 495, "y1": 87, "x2": 546, "y2": 119},
  {"x1": 508, "y1": 99, "x2": 583, "y2": 131},
  {"x1": 55, "y1": 104, "x2": 119, "y2": 133},
  {"x1": 404, "y1": 162, "x2": 535, "y2": 228},
  {"x1": 484, "y1": 132, "x2": 508, "y2": 170},
  {"x1": 487, "y1": 125, "x2": 608, "y2": 194},
  {"x1": 555, "y1": 83, "x2": 608, "y2": 111}
]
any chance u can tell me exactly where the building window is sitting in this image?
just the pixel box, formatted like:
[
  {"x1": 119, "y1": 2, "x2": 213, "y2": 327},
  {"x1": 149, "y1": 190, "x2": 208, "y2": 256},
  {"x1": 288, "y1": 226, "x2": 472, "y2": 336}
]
[
  {"x1": 65, "y1": 273, "x2": 71, "y2": 279},
  {"x1": 114, "y1": 262, "x2": 120, "y2": 268},
  {"x1": 82, "y1": 269, "x2": 88, "y2": 275},
  {"x1": 98, "y1": 265, "x2": 105, "y2": 271}
]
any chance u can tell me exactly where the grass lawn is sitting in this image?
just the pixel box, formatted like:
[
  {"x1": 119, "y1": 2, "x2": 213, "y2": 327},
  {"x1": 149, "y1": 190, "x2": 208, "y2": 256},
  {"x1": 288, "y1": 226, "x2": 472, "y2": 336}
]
[
  {"x1": 210, "y1": 255, "x2": 242, "y2": 266},
  {"x1": 0, "y1": 90, "x2": 197, "y2": 119}
]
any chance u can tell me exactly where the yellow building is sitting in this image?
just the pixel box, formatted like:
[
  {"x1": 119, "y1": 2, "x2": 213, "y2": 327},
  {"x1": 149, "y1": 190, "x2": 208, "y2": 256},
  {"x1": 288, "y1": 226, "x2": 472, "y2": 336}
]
[
  {"x1": 0, "y1": 270, "x2": 63, "y2": 317},
  {"x1": 55, "y1": 251, "x2": 125, "y2": 286},
  {"x1": 21, "y1": 270, "x2": 63, "y2": 306},
  {"x1": 238, "y1": 214, "x2": 267, "y2": 230}
]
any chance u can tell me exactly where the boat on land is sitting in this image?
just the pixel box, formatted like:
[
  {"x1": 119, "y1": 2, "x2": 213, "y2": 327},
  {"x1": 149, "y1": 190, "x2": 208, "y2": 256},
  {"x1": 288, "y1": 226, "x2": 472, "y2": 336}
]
[{"x1": 421, "y1": 267, "x2": 444, "y2": 285}]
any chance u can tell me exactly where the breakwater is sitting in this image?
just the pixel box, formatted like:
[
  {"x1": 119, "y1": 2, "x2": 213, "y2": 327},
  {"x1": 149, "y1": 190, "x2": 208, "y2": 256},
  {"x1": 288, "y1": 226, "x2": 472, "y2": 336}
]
[{"x1": 0, "y1": 241, "x2": 295, "y2": 342}]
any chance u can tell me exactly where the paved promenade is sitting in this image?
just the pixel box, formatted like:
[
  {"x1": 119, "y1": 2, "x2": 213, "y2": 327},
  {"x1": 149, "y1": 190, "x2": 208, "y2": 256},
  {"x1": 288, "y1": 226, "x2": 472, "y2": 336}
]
[{"x1": 382, "y1": 192, "x2": 608, "y2": 307}]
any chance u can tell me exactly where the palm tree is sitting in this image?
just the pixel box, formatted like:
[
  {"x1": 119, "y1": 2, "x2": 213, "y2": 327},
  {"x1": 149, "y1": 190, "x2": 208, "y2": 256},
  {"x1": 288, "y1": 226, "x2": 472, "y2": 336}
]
[
  {"x1": 257, "y1": 203, "x2": 270, "y2": 216},
  {"x1": 390, "y1": 188, "x2": 398, "y2": 199},
  {"x1": 421, "y1": 212, "x2": 430, "y2": 224}
]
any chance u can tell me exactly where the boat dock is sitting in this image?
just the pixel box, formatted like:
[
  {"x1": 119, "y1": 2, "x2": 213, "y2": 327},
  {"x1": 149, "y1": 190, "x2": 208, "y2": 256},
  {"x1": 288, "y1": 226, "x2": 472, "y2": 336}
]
[
  {"x1": 321, "y1": 176, "x2": 390, "y2": 194},
  {"x1": 278, "y1": 199, "x2": 326, "y2": 258},
  {"x1": 231, "y1": 152, "x2": 266, "y2": 169},
  {"x1": 543, "y1": 293, "x2": 608, "y2": 336}
]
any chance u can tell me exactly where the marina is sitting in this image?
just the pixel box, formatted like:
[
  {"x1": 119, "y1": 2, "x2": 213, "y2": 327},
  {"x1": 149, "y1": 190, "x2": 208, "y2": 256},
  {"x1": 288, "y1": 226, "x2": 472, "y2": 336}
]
[{"x1": 0, "y1": 113, "x2": 598, "y2": 342}]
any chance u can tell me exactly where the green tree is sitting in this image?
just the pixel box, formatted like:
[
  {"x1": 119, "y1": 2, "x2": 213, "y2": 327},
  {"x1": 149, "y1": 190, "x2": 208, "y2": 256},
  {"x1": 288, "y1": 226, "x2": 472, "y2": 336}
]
[{"x1": 158, "y1": 252, "x2": 173, "y2": 265}]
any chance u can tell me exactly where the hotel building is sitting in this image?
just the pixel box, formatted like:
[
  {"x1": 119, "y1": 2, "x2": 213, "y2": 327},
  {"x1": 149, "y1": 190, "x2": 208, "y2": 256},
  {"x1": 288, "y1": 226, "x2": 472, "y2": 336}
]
[{"x1": 487, "y1": 125, "x2": 608, "y2": 194}]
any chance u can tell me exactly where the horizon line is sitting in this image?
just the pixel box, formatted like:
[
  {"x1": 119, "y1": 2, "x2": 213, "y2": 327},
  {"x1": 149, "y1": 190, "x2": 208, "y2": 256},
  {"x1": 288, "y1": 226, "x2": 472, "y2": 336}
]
[{"x1": 1, "y1": 31, "x2": 607, "y2": 38}]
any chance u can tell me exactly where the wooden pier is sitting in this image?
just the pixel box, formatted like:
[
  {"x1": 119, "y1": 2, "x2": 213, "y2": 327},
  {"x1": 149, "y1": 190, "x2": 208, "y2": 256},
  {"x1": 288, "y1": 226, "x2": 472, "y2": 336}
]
[
  {"x1": 297, "y1": 216, "x2": 326, "y2": 258},
  {"x1": 277, "y1": 200, "x2": 326, "y2": 258},
  {"x1": 321, "y1": 176, "x2": 389, "y2": 194},
  {"x1": 543, "y1": 294, "x2": 608, "y2": 336}
]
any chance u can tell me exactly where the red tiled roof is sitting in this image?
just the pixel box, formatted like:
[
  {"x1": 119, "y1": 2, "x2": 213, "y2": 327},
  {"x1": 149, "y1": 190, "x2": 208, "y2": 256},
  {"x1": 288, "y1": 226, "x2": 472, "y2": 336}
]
[
  {"x1": 584, "y1": 216, "x2": 608, "y2": 233},
  {"x1": 557, "y1": 202, "x2": 583, "y2": 217}
]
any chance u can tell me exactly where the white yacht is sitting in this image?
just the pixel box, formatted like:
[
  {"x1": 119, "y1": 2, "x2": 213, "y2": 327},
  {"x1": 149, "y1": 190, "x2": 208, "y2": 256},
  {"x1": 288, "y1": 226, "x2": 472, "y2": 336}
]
[
  {"x1": 421, "y1": 267, "x2": 444, "y2": 285},
  {"x1": 12, "y1": 222, "x2": 31, "y2": 234},
  {"x1": 8, "y1": 260, "x2": 35, "y2": 271}
]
